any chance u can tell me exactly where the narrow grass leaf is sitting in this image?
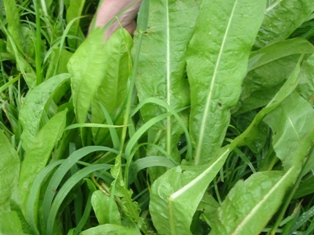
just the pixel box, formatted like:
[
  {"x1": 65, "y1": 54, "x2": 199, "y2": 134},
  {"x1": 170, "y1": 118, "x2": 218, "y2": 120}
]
[
  {"x1": 256, "y1": 0, "x2": 314, "y2": 47},
  {"x1": 66, "y1": 0, "x2": 86, "y2": 48},
  {"x1": 26, "y1": 160, "x2": 63, "y2": 235},
  {"x1": 42, "y1": 146, "x2": 116, "y2": 225},
  {"x1": 128, "y1": 156, "x2": 177, "y2": 184},
  {"x1": 209, "y1": 167, "x2": 299, "y2": 235},
  {"x1": 186, "y1": 0, "x2": 266, "y2": 164},
  {"x1": 0, "y1": 130, "x2": 19, "y2": 213},
  {"x1": 19, "y1": 109, "x2": 67, "y2": 217},
  {"x1": 19, "y1": 73, "x2": 70, "y2": 152},
  {"x1": 46, "y1": 164, "x2": 111, "y2": 235}
]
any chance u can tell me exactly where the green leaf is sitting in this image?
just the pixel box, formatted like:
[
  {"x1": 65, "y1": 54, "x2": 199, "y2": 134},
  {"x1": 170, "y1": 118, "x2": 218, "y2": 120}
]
[
  {"x1": 46, "y1": 48, "x2": 73, "y2": 79},
  {"x1": 91, "y1": 190, "x2": 121, "y2": 225},
  {"x1": 0, "y1": 130, "x2": 19, "y2": 213},
  {"x1": 0, "y1": 211, "x2": 30, "y2": 235},
  {"x1": 186, "y1": 0, "x2": 266, "y2": 164},
  {"x1": 79, "y1": 224, "x2": 141, "y2": 235},
  {"x1": 91, "y1": 28, "x2": 133, "y2": 145},
  {"x1": 19, "y1": 109, "x2": 68, "y2": 215},
  {"x1": 256, "y1": 0, "x2": 314, "y2": 47},
  {"x1": 209, "y1": 167, "x2": 299, "y2": 235},
  {"x1": 19, "y1": 73, "x2": 70, "y2": 152},
  {"x1": 150, "y1": 146, "x2": 230, "y2": 235},
  {"x1": 46, "y1": 164, "x2": 111, "y2": 235},
  {"x1": 297, "y1": 53, "x2": 314, "y2": 105},
  {"x1": 235, "y1": 55, "x2": 300, "y2": 114},
  {"x1": 134, "y1": 0, "x2": 201, "y2": 156},
  {"x1": 264, "y1": 92, "x2": 314, "y2": 170},
  {"x1": 66, "y1": 0, "x2": 86, "y2": 48},
  {"x1": 248, "y1": 38, "x2": 314, "y2": 71}
]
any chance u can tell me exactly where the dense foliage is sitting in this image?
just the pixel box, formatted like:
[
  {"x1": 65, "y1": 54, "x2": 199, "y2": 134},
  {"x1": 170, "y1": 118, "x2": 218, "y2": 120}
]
[{"x1": 1, "y1": 0, "x2": 314, "y2": 234}]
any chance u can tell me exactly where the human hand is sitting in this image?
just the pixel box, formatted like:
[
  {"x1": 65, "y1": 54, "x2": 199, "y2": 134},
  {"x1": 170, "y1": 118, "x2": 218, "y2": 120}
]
[{"x1": 91, "y1": 0, "x2": 142, "y2": 40}]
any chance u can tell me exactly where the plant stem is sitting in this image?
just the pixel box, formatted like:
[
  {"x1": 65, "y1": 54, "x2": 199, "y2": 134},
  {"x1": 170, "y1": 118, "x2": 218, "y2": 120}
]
[{"x1": 33, "y1": 0, "x2": 43, "y2": 84}]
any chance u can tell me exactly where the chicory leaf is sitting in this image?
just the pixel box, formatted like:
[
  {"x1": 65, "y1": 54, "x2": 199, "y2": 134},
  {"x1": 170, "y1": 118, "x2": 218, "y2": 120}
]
[
  {"x1": 209, "y1": 167, "x2": 299, "y2": 235},
  {"x1": 264, "y1": 92, "x2": 314, "y2": 170},
  {"x1": 248, "y1": 38, "x2": 314, "y2": 71},
  {"x1": 134, "y1": 0, "x2": 201, "y2": 156},
  {"x1": 0, "y1": 130, "x2": 20, "y2": 213},
  {"x1": 186, "y1": 0, "x2": 266, "y2": 164},
  {"x1": 150, "y1": 146, "x2": 230, "y2": 235},
  {"x1": 79, "y1": 224, "x2": 141, "y2": 235},
  {"x1": 297, "y1": 53, "x2": 314, "y2": 105},
  {"x1": 91, "y1": 28, "x2": 133, "y2": 145},
  {"x1": 0, "y1": 211, "x2": 30, "y2": 235},
  {"x1": 256, "y1": 0, "x2": 314, "y2": 47},
  {"x1": 19, "y1": 73, "x2": 70, "y2": 152},
  {"x1": 19, "y1": 109, "x2": 67, "y2": 214},
  {"x1": 91, "y1": 190, "x2": 121, "y2": 225}
]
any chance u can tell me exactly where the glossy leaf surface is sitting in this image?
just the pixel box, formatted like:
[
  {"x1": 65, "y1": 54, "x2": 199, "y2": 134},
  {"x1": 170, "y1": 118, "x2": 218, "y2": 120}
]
[{"x1": 186, "y1": 0, "x2": 266, "y2": 164}]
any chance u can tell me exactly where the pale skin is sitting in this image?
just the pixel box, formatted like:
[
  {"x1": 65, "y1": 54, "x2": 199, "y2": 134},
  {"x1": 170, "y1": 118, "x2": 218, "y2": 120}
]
[{"x1": 91, "y1": 0, "x2": 142, "y2": 40}]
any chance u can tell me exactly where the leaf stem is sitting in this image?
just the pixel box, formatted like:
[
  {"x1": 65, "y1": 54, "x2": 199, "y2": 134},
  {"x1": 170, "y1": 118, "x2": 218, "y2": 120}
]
[{"x1": 33, "y1": 0, "x2": 43, "y2": 84}]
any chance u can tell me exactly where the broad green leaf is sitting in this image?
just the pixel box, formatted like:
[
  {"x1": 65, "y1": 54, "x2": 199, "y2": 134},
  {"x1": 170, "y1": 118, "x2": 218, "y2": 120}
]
[
  {"x1": 256, "y1": 0, "x2": 314, "y2": 47},
  {"x1": 209, "y1": 167, "x2": 299, "y2": 235},
  {"x1": 91, "y1": 190, "x2": 121, "y2": 225},
  {"x1": 248, "y1": 38, "x2": 314, "y2": 71},
  {"x1": 149, "y1": 61, "x2": 302, "y2": 235},
  {"x1": 186, "y1": 0, "x2": 266, "y2": 164},
  {"x1": 19, "y1": 109, "x2": 67, "y2": 215},
  {"x1": 0, "y1": 130, "x2": 19, "y2": 213},
  {"x1": 134, "y1": 0, "x2": 201, "y2": 157},
  {"x1": 0, "y1": 211, "x2": 29, "y2": 235},
  {"x1": 66, "y1": 0, "x2": 86, "y2": 48},
  {"x1": 79, "y1": 224, "x2": 141, "y2": 235},
  {"x1": 297, "y1": 53, "x2": 314, "y2": 105},
  {"x1": 91, "y1": 28, "x2": 133, "y2": 145},
  {"x1": 150, "y1": 146, "x2": 230, "y2": 235},
  {"x1": 264, "y1": 92, "x2": 314, "y2": 170},
  {"x1": 68, "y1": 27, "x2": 107, "y2": 123},
  {"x1": 19, "y1": 73, "x2": 70, "y2": 152},
  {"x1": 235, "y1": 55, "x2": 300, "y2": 114}
]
